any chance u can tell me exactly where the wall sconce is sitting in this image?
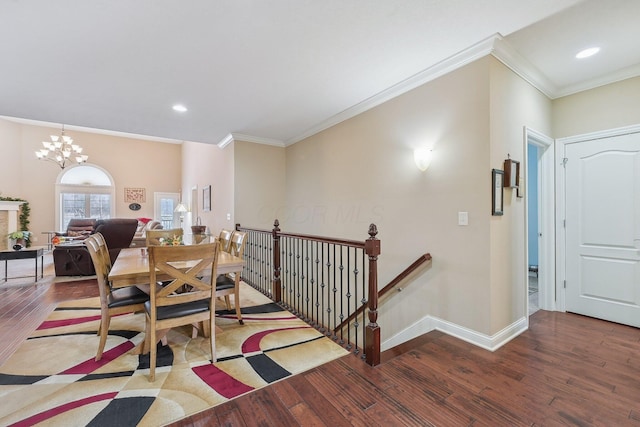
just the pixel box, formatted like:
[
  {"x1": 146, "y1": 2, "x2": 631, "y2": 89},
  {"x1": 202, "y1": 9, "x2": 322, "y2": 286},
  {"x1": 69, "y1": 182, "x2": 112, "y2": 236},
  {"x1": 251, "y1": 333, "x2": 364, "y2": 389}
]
[{"x1": 414, "y1": 148, "x2": 433, "y2": 172}]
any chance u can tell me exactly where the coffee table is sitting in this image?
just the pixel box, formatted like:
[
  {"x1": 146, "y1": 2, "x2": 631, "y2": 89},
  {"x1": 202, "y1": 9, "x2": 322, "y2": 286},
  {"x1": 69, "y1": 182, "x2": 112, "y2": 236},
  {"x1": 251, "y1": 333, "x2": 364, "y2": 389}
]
[{"x1": 0, "y1": 246, "x2": 45, "y2": 283}]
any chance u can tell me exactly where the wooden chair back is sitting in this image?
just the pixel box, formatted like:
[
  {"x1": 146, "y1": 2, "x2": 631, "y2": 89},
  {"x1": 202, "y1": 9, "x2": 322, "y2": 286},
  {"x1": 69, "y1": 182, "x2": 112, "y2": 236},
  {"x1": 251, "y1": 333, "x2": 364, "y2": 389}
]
[
  {"x1": 85, "y1": 234, "x2": 110, "y2": 297},
  {"x1": 148, "y1": 242, "x2": 219, "y2": 308},
  {"x1": 90, "y1": 232, "x2": 112, "y2": 271},
  {"x1": 218, "y1": 229, "x2": 233, "y2": 252},
  {"x1": 228, "y1": 231, "x2": 247, "y2": 257},
  {"x1": 146, "y1": 228, "x2": 184, "y2": 247}
]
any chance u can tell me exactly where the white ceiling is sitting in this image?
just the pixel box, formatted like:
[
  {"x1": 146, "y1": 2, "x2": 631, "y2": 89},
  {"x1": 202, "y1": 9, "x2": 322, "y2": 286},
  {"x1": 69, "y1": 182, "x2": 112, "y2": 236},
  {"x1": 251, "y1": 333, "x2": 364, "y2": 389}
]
[{"x1": 1, "y1": 0, "x2": 639, "y2": 146}]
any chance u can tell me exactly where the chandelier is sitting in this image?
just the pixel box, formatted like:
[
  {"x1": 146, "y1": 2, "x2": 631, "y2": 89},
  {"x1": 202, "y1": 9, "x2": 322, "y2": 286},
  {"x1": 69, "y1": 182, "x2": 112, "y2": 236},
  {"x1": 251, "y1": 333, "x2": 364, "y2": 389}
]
[{"x1": 35, "y1": 125, "x2": 88, "y2": 169}]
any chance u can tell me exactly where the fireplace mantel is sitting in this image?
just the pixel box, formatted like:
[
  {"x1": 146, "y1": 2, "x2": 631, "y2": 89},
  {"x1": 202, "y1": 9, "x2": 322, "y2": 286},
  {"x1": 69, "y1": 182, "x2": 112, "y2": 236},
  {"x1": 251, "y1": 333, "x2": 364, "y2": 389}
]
[{"x1": 0, "y1": 201, "x2": 25, "y2": 251}]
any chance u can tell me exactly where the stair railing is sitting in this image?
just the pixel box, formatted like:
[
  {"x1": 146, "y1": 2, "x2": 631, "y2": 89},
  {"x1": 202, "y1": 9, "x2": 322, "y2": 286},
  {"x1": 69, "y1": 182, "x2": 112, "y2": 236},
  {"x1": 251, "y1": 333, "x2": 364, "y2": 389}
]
[{"x1": 236, "y1": 220, "x2": 381, "y2": 365}]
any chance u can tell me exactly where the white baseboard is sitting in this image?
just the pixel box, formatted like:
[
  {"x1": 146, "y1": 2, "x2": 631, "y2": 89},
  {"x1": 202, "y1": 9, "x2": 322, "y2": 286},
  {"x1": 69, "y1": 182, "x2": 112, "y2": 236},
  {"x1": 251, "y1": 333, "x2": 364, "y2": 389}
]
[{"x1": 381, "y1": 315, "x2": 528, "y2": 352}]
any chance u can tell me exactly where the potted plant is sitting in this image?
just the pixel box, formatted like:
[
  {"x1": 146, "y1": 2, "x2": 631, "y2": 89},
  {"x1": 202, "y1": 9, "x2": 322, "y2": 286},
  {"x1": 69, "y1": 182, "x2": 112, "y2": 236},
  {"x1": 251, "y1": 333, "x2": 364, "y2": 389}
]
[{"x1": 8, "y1": 230, "x2": 31, "y2": 249}]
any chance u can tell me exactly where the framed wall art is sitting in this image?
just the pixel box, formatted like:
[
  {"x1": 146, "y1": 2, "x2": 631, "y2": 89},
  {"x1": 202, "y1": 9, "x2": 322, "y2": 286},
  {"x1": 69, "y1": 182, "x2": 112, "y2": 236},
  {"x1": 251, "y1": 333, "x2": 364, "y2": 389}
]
[
  {"x1": 124, "y1": 187, "x2": 146, "y2": 203},
  {"x1": 492, "y1": 169, "x2": 504, "y2": 216},
  {"x1": 202, "y1": 185, "x2": 211, "y2": 212}
]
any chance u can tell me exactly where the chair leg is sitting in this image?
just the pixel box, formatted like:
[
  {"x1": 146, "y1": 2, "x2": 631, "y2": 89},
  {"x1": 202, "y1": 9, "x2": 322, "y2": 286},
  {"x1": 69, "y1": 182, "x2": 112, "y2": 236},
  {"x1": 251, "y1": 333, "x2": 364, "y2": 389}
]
[
  {"x1": 209, "y1": 315, "x2": 216, "y2": 363},
  {"x1": 95, "y1": 313, "x2": 111, "y2": 361},
  {"x1": 149, "y1": 323, "x2": 156, "y2": 382},
  {"x1": 234, "y1": 276, "x2": 243, "y2": 325},
  {"x1": 224, "y1": 295, "x2": 232, "y2": 310},
  {"x1": 191, "y1": 321, "x2": 208, "y2": 338}
]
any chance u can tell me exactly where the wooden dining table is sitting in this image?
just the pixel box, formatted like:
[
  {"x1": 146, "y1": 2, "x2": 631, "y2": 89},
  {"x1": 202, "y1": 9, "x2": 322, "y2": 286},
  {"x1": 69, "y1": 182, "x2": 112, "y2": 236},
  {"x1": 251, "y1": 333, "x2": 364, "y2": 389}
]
[
  {"x1": 108, "y1": 247, "x2": 245, "y2": 354},
  {"x1": 108, "y1": 247, "x2": 245, "y2": 288}
]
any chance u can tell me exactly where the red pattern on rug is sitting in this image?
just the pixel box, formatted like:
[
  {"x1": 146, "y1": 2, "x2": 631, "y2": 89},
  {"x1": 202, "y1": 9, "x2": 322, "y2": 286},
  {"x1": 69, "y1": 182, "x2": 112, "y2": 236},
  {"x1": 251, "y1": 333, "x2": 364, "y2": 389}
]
[
  {"x1": 61, "y1": 341, "x2": 135, "y2": 375},
  {"x1": 9, "y1": 392, "x2": 118, "y2": 427},
  {"x1": 192, "y1": 364, "x2": 254, "y2": 399}
]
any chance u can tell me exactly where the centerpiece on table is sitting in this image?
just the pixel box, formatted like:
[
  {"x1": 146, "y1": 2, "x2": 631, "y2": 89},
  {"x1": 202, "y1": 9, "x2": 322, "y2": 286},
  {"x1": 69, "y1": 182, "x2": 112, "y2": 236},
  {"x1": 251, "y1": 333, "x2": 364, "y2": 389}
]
[
  {"x1": 8, "y1": 230, "x2": 31, "y2": 250},
  {"x1": 159, "y1": 235, "x2": 184, "y2": 246}
]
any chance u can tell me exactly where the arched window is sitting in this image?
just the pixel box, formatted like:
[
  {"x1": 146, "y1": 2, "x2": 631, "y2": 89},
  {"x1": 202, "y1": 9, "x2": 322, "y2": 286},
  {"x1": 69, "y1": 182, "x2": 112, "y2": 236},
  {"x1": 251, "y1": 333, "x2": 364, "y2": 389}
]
[{"x1": 55, "y1": 164, "x2": 116, "y2": 230}]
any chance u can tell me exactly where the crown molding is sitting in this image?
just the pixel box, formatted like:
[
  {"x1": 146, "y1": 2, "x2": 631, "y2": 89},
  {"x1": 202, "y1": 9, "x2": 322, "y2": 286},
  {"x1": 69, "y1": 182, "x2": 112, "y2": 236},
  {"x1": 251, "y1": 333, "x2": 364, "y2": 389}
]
[
  {"x1": 490, "y1": 36, "x2": 558, "y2": 98},
  {"x1": 0, "y1": 115, "x2": 185, "y2": 145},
  {"x1": 217, "y1": 133, "x2": 235, "y2": 148},
  {"x1": 286, "y1": 34, "x2": 500, "y2": 146},
  {"x1": 552, "y1": 63, "x2": 640, "y2": 99},
  {"x1": 217, "y1": 132, "x2": 285, "y2": 148}
]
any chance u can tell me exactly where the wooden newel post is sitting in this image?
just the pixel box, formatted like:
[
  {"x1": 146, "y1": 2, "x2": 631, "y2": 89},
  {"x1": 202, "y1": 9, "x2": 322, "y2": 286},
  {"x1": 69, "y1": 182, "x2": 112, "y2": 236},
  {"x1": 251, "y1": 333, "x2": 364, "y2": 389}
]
[
  {"x1": 365, "y1": 223, "x2": 381, "y2": 366},
  {"x1": 272, "y1": 219, "x2": 282, "y2": 303}
]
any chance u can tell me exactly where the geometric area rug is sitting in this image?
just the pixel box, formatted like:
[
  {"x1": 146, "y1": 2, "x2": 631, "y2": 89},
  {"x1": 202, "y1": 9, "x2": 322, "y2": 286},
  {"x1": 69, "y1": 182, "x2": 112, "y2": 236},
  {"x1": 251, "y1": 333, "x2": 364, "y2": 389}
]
[{"x1": 0, "y1": 283, "x2": 349, "y2": 426}]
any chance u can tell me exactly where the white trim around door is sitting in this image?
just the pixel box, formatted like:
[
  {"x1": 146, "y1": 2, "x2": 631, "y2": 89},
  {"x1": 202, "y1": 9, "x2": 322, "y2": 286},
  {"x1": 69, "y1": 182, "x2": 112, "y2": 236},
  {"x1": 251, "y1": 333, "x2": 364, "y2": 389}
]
[{"x1": 524, "y1": 127, "x2": 555, "y2": 315}]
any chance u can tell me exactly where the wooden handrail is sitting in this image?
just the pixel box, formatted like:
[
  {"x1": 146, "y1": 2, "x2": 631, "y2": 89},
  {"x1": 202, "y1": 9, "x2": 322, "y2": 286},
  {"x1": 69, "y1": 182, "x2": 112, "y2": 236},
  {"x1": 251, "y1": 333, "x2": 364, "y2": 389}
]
[
  {"x1": 236, "y1": 224, "x2": 365, "y2": 248},
  {"x1": 378, "y1": 253, "x2": 432, "y2": 298},
  {"x1": 334, "y1": 253, "x2": 432, "y2": 333}
]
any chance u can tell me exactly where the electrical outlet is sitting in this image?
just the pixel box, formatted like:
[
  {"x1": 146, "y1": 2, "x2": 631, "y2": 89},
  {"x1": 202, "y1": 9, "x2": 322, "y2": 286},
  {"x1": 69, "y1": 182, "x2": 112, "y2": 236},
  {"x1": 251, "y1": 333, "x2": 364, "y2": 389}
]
[
  {"x1": 226, "y1": 213, "x2": 231, "y2": 220},
  {"x1": 458, "y1": 212, "x2": 468, "y2": 226}
]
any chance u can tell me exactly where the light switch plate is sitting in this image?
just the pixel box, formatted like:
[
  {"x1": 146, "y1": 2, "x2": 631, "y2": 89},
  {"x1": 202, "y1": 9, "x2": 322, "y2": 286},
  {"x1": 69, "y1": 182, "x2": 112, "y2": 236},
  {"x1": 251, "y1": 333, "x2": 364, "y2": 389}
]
[
  {"x1": 226, "y1": 213, "x2": 231, "y2": 220},
  {"x1": 458, "y1": 211, "x2": 468, "y2": 226}
]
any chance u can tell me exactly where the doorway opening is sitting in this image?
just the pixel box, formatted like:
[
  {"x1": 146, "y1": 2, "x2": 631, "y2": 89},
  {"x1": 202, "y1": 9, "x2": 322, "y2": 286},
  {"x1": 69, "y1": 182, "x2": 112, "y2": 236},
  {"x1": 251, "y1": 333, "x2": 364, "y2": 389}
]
[
  {"x1": 524, "y1": 127, "x2": 555, "y2": 319},
  {"x1": 527, "y1": 143, "x2": 540, "y2": 315}
]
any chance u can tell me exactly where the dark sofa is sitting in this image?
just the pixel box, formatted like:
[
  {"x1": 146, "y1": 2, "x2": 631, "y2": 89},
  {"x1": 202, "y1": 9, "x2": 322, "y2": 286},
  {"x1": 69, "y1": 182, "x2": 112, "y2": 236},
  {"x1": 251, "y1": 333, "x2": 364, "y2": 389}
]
[{"x1": 53, "y1": 218, "x2": 138, "y2": 276}]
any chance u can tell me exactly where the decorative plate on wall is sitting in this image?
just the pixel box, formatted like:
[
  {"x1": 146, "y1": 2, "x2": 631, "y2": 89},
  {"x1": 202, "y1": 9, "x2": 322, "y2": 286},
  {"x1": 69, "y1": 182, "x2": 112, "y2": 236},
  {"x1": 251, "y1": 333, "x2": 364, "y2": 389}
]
[{"x1": 129, "y1": 203, "x2": 141, "y2": 211}]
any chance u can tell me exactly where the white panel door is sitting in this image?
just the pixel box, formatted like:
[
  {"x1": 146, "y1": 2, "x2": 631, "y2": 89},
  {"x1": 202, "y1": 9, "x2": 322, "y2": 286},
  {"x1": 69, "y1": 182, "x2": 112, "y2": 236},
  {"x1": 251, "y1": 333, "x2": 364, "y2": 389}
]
[{"x1": 565, "y1": 132, "x2": 640, "y2": 327}]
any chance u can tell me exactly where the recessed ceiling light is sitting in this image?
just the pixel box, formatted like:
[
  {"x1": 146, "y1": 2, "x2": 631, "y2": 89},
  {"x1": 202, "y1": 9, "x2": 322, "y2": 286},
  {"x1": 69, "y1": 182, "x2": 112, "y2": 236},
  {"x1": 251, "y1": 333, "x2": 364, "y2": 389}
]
[
  {"x1": 575, "y1": 47, "x2": 600, "y2": 59},
  {"x1": 172, "y1": 104, "x2": 188, "y2": 112}
]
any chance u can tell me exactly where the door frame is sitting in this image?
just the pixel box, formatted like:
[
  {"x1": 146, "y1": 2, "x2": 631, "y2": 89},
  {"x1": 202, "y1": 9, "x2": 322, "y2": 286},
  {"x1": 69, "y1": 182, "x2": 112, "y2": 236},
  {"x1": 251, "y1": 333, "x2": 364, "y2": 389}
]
[
  {"x1": 154, "y1": 192, "x2": 180, "y2": 229},
  {"x1": 524, "y1": 127, "x2": 555, "y2": 313},
  {"x1": 555, "y1": 123, "x2": 640, "y2": 313}
]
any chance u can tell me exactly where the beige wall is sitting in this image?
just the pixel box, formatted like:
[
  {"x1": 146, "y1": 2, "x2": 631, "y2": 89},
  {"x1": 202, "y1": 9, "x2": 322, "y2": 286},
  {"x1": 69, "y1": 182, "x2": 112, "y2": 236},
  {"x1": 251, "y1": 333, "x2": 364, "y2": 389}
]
[
  {"x1": 285, "y1": 58, "x2": 500, "y2": 337},
  {"x1": 0, "y1": 118, "x2": 181, "y2": 242},
  {"x1": 234, "y1": 140, "x2": 286, "y2": 230},
  {"x1": 180, "y1": 140, "x2": 234, "y2": 236},
  {"x1": 489, "y1": 58, "x2": 553, "y2": 333},
  {"x1": 553, "y1": 76, "x2": 640, "y2": 138}
]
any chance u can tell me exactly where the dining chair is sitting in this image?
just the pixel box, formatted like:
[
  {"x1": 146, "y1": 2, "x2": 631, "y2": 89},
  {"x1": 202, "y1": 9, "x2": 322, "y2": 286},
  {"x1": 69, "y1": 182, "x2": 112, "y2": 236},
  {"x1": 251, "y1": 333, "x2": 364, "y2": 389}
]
[
  {"x1": 146, "y1": 228, "x2": 184, "y2": 247},
  {"x1": 145, "y1": 241, "x2": 220, "y2": 382},
  {"x1": 218, "y1": 229, "x2": 233, "y2": 252},
  {"x1": 91, "y1": 232, "x2": 111, "y2": 270},
  {"x1": 216, "y1": 230, "x2": 247, "y2": 325},
  {"x1": 85, "y1": 234, "x2": 149, "y2": 361}
]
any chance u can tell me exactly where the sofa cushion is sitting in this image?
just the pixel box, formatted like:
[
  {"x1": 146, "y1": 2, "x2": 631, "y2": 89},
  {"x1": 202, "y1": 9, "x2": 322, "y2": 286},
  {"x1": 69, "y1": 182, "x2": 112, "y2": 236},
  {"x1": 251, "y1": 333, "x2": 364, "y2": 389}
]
[
  {"x1": 56, "y1": 218, "x2": 97, "y2": 237},
  {"x1": 67, "y1": 229, "x2": 92, "y2": 237}
]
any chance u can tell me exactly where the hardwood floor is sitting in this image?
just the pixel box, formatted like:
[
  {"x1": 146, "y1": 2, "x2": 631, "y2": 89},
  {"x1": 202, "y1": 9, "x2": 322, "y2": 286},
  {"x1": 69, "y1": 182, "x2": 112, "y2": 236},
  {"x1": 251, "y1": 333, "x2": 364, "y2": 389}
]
[{"x1": 1, "y1": 260, "x2": 639, "y2": 426}]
